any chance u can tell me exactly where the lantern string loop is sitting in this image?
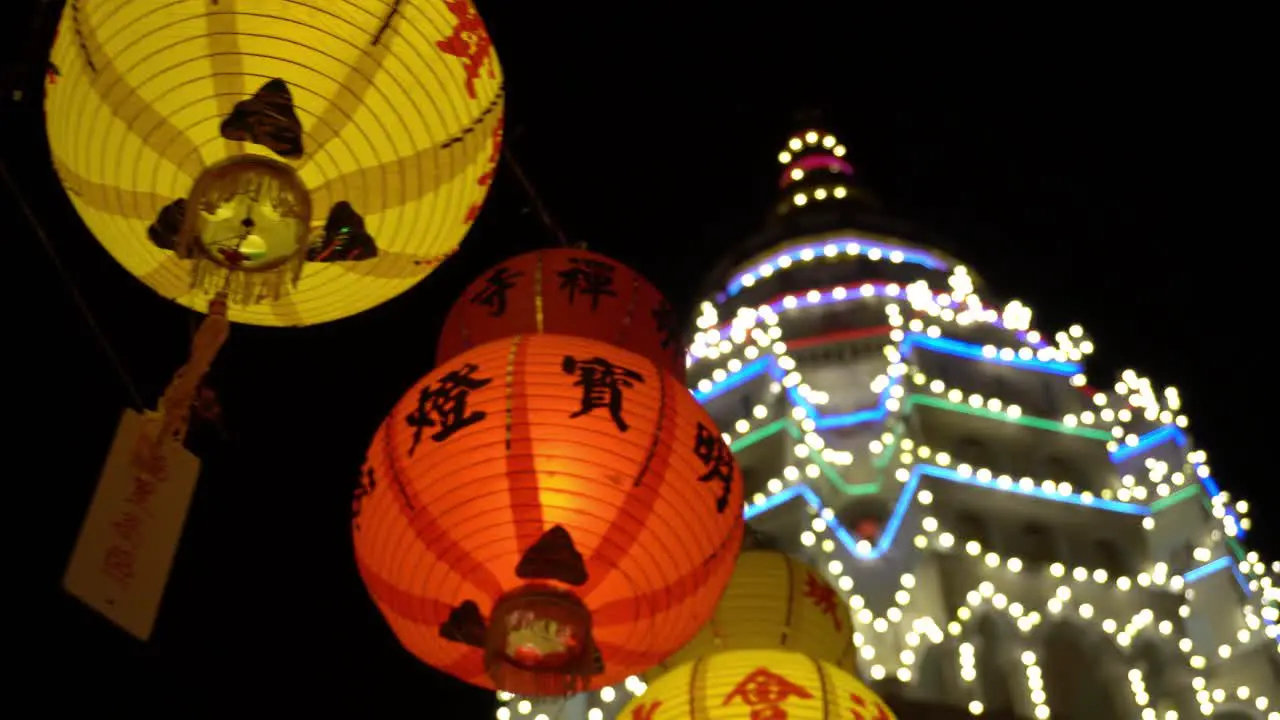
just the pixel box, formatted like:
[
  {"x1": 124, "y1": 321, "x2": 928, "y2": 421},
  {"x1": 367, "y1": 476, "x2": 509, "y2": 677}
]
[
  {"x1": 135, "y1": 289, "x2": 230, "y2": 473},
  {"x1": 501, "y1": 140, "x2": 580, "y2": 249},
  {"x1": 1, "y1": 160, "x2": 147, "y2": 410}
]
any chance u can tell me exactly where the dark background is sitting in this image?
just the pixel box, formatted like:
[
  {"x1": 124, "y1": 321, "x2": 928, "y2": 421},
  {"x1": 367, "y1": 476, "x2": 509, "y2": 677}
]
[{"x1": 5, "y1": 2, "x2": 1271, "y2": 713}]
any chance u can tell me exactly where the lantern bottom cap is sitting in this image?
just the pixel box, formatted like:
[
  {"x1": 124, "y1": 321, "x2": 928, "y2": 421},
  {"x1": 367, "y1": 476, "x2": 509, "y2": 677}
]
[
  {"x1": 485, "y1": 583, "x2": 603, "y2": 696},
  {"x1": 157, "y1": 154, "x2": 312, "y2": 307}
]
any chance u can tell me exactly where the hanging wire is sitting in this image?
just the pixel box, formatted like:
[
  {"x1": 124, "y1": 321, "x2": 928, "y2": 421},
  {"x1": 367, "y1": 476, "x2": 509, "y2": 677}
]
[
  {"x1": 501, "y1": 141, "x2": 579, "y2": 248},
  {"x1": 2, "y1": 161, "x2": 147, "y2": 410}
]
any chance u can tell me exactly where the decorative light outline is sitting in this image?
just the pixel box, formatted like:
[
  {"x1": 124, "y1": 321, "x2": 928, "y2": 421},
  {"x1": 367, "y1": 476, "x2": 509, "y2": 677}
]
[
  {"x1": 691, "y1": 280, "x2": 1061, "y2": 369},
  {"x1": 695, "y1": 330, "x2": 1082, "y2": 405},
  {"x1": 694, "y1": 316, "x2": 1238, "y2": 534},
  {"x1": 724, "y1": 239, "x2": 950, "y2": 298},
  {"x1": 498, "y1": 231, "x2": 1276, "y2": 720}
]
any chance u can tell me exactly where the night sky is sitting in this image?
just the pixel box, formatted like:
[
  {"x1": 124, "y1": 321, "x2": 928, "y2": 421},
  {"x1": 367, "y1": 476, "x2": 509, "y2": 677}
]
[{"x1": 10, "y1": 3, "x2": 1270, "y2": 713}]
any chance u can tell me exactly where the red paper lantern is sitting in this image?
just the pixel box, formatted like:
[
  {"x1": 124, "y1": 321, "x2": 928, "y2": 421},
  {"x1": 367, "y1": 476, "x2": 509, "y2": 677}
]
[
  {"x1": 353, "y1": 334, "x2": 743, "y2": 694},
  {"x1": 437, "y1": 249, "x2": 685, "y2": 381}
]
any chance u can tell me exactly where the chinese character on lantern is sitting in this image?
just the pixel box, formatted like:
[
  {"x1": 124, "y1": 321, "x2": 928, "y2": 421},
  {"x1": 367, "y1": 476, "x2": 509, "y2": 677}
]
[
  {"x1": 557, "y1": 257, "x2": 618, "y2": 310},
  {"x1": 723, "y1": 667, "x2": 815, "y2": 719},
  {"x1": 469, "y1": 264, "x2": 523, "y2": 317},
  {"x1": 435, "y1": 0, "x2": 496, "y2": 99},
  {"x1": 466, "y1": 118, "x2": 504, "y2": 223},
  {"x1": 630, "y1": 701, "x2": 663, "y2": 720},
  {"x1": 404, "y1": 362, "x2": 492, "y2": 453},
  {"x1": 562, "y1": 355, "x2": 644, "y2": 432},
  {"x1": 849, "y1": 691, "x2": 892, "y2": 720},
  {"x1": 693, "y1": 421, "x2": 736, "y2": 512},
  {"x1": 804, "y1": 570, "x2": 843, "y2": 631}
]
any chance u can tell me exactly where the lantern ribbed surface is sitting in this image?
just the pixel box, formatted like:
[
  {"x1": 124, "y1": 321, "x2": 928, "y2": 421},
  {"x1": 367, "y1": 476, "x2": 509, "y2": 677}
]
[
  {"x1": 648, "y1": 550, "x2": 855, "y2": 676},
  {"x1": 353, "y1": 333, "x2": 744, "y2": 692},
  {"x1": 46, "y1": 0, "x2": 503, "y2": 326},
  {"x1": 437, "y1": 248, "x2": 685, "y2": 381},
  {"x1": 622, "y1": 648, "x2": 897, "y2": 720}
]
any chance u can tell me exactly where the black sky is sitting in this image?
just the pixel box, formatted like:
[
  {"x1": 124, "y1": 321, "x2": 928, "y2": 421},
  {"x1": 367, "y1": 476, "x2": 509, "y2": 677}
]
[{"x1": 8, "y1": 3, "x2": 1272, "y2": 713}]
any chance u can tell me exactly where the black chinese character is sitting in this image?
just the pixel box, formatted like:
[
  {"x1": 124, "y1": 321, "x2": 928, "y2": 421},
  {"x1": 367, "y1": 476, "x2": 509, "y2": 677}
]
[
  {"x1": 470, "y1": 265, "x2": 524, "y2": 317},
  {"x1": 562, "y1": 355, "x2": 644, "y2": 432},
  {"x1": 652, "y1": 298, "x2": 678, "y2": 349},
  {"x1": 352, "y1": 466, "x2": 377, "y2": 530},
  {"x1": 557, "y1": 257, "x2": 617, "y2": 310},
  {"x1": 405, "y1": 363, "x2": 492, "y2": 454},
  {"x1": 693, "y1": 422, "x2": 735, "y2": 513}
]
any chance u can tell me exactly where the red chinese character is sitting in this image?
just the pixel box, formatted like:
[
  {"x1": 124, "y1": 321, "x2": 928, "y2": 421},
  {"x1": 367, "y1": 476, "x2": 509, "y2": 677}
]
[
  {"x1": 102, "y1": 544, "x2": 137, "y2": 590},
  {"x1": 111, "y1": 511, "x2": 144, "y2": 546},
  {"x1": 436, "y1": 0, "x2": 495, "y2": 100},
  {"x1": 414, "y1": 246, "x2": 460, "y2": 270},
  {"x1": 477, "y1": 116, "x2": 503, "y2": 187},
  {"x1": 465, "y1": 116, "x2": 504, "y2": 222},
  {"x1": 723, "y1": 667, "x2": 814, "y2": 719},
  {"x1": 804, "y1": 571, "x2": 842, "y2": 631},
  {"x1": 849, "y1": 691, "x2": 892, "y2": 720},
  {"x1": 126, "y1": 474, "x2": 157, "y2": 509},
  {"x1": 630, "y1": 702, "x2": 662, "y2": 720},
  {"x1": 46, "y1": 27, "x2": 61, "y2": 85}
]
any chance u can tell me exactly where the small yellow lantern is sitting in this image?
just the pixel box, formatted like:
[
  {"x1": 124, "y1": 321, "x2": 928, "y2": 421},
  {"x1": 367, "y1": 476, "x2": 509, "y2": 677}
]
[
  {"x1": 45, "y1": 0, "x2": 503, "y2": 326},
  {"x1": 648, "y1": 550, "x2": 854, "y2": 675},
  {"x1": 621, "y1": 648, "x2": 897, "y2": 720}
]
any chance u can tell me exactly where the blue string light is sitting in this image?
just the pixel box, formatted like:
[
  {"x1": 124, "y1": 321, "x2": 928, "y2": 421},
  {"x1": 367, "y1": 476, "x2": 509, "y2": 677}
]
[
  {"x1": 743, "y1": 468, "x2": 1246, "y2": 595},
  {"x1": 702, "y1": 271, "x2": 1264, "y2": 642},
  {"x1": 698, "y1": 328, "x2": 1238, "y2": 535},
  {"x1": 725, "y1": 238, "x2": 950, "y2": 297}
]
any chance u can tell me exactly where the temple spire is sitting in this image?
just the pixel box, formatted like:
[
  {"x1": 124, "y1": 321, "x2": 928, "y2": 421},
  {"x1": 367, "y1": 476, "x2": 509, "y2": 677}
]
[{"x1": 774, "y1": 125, "x2": 861, "y2": 214}]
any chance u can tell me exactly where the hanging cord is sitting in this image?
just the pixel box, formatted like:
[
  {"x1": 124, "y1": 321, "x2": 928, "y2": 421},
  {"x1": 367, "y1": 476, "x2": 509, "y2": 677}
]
[
  {"x1": 501, "y1": 138, "x2": 579, "y2": 248},
  {"x1": 1, "y1": 160, "x2": 147, "y2": 410}
]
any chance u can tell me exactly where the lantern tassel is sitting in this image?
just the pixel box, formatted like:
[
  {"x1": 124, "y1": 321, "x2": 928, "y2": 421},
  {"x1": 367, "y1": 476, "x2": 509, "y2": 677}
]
[
  {"x1": 132, "y1": 292, "x2": 231, "y2": 475},
  {"x1": 189, "y1": 256, "x2": 303, "y2": 306}
]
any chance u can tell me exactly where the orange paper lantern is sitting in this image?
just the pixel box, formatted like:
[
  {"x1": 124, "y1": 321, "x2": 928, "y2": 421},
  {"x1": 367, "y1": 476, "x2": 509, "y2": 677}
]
[
  {"x1": 354, "y1": 334, "x2": 743, "y2": 694},
  {"x1": 436, "y1": 249, "x2": 685, "y2": 380}
]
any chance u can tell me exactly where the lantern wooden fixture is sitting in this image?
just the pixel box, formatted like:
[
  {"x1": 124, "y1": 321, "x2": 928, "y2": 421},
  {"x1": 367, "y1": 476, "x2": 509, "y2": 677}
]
[
  {"x1": 621, "y1": 648, "x2": 899, "y2": 720},
  {"x1": 353, "y1": 334, "x2": 745, "y2": 695},
  {"x1": 45, "y1": 0, "x2": 504, "y2": 326},
  {"x1": 647, "y1": 550, "x2": 856, "y2": 677},
  {"x1": 437, "y1": 248, "x2": 686, "y2": 381}
]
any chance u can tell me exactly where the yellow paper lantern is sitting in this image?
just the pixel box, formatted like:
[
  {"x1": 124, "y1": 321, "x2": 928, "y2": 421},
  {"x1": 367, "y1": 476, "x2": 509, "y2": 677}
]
[
  {"x1": 621, "y1": 648, "x2": 897, "y2": 720},
  {"x1": 45, "y1": 0, "x2": 504, "y2": 326},
  {"x1": 649, "y1": 550, "x2": 854, "y2": 675}
]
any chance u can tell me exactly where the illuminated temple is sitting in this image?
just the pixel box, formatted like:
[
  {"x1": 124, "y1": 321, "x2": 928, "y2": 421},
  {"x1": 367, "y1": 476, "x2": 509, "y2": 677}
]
[{"x1": 497, "y1": 128, "x2": 1280, "y2": 720}]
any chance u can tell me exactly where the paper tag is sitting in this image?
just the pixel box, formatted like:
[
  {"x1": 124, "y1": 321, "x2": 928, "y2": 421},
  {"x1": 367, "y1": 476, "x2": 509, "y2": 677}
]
[{"x1": 63, "y1": 409, "x2": 200, "y2": 641}]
